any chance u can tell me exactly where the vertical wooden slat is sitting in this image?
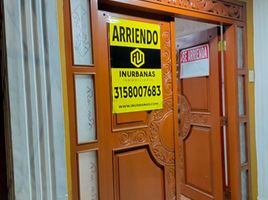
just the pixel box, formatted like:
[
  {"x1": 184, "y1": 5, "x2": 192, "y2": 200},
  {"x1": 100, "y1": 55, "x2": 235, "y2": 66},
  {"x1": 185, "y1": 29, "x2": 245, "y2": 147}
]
[
  {"x1": 63, "y1": 0, "x2": 101, "y2": 199},
  {"x1": 224, "y1": 25, "x2": 242, "y2": 200},
  {"x1": 170, "y1": 19, "x2": 181, "y2": 199}
]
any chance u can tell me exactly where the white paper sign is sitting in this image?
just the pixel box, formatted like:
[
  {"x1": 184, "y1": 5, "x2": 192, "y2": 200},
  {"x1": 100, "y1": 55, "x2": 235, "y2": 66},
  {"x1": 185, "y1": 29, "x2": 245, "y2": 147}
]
[{"x1": 180, "y1": 44, "x2": 210, "y2": 79}]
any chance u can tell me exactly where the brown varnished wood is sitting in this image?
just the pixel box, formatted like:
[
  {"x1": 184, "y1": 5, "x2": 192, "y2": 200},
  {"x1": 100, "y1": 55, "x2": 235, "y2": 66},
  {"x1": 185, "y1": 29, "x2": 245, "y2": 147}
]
[
  {"x1": 63, "y1": 0, "x2": 79, "y2": 197},
  {"x1": 63, "y1": 0, "x2": 101, "y2": 199},
  {"x1": 113, "y1": 111, "x2": 148, "y2": 131},
  {"x1": 224, "y1": 25, "x2": 241, "y2": 200},
  {"x1": 170, "y1": 20, "x2": 182, "y2": 198},
  {"x1": 100, "y1": 0, "x2": 246, "y2": 25},
  {"x1": 143, "y1": 0, "x2": 245, "y2": 21},
  {"x1": 116, "y1": 112, "x2": 147, "y2": 124},
  {"x1": 96, "y1": 11, "x2": 177, "y2": 200},
  {"x1": 182, "y1": 77, "x2": 209, "y2": 111},
  {"x1": 240, "y1": 23, "x2": 251, "y2": 200},
  {"x1": 177, "y1": 28, "x2": 224, "y2": 200},
  {"x1": 114, "y1": 147, "x2": 165, "y2": 200},
  {"x1": 224, "y1": 24, "x2": 251, "y2": 200},
  {"x1": 62, "y1": 0, "x2": 250, "y2": 199},
  {"x1": 185, "y1": 127, "x2": 213, "y2": 193}
]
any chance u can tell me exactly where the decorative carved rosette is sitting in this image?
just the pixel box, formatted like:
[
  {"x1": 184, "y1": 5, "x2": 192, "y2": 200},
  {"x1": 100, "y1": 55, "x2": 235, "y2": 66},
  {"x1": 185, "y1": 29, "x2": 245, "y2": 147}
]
[
  {"x1": 152, "y1": 97, "x2": 173, "y2": 121},
  {"x1": 149, "y1": 119, "x2": 175, "y2": 165},
  {"x1": 119, "y1": 130, "x2": 147, "y2": 146},
  {"x1": 178, "y1": 94, "x2": 191, "y2": 139},
  {"x1": 148, "y1": 27, "x2": 175, "y2": 166},
  {"x1": 149, "y1": 99, "x2": 176, "y2": 199}
]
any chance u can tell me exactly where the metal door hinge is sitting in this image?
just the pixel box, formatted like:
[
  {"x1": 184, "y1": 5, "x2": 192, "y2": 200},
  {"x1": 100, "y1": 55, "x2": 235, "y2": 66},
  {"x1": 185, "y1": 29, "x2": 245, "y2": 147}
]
[
  {"x1": 218, "y1": 40, "x2": 226, "y2": 51},
  {"x1": 220, "y1": 116, "x2": 228, "y2": 126},
  {"x1": 224, "y1": 190, "x2": 231, "y2": 200}
]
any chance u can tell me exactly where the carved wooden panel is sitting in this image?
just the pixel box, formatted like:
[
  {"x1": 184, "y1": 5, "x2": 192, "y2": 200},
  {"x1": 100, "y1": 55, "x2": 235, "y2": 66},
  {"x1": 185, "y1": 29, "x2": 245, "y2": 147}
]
[
  {"x1": 114, "y1": 148, "x2": 165, "y2": 200},
  {"x1": 182, "y1": 77, "x2": 209, "y2": 111},
  {"x1": 184, "y1": 126, "x2": 213, "y2": 194},
  {"x1": 118, "y1": 130, "x2": 147, "y2": 146},
  {"x1": 115, "y1": 25, "x2": 175, "y2": 168},
  {"x1": 148, "y1": 24, "x2": 176, "y2": 200},
  {"x1": 178, "y1": 95, "x2": 191, "y2": 139},
  {"x1": 144, "y1": 0, "x2": 244, "y2": 21},
  {"x1": 178, "y1": 94, "x2": 212, "y2": 139},
  {"x1": 180, "y1": 194, "x2": 191, "y2": 200},
  {"x1": 149, "y1": 102, "x2": 175, "y2": 165},
  {"x1": 148, "y1": 27, "x2": 175, "y2": 166},
  {"x1": 166, "y1": 166, "x2": 176, "y2": 200},
  {"x1": 110, "y1": 18, "x2": 176, "y2": 200}
]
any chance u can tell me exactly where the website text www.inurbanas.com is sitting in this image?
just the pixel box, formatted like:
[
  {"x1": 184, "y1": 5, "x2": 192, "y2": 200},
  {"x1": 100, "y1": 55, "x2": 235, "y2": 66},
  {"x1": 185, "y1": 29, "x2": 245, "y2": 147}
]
[{"x1": 119, "y1": 102, "x2": 159, "y2": 109}]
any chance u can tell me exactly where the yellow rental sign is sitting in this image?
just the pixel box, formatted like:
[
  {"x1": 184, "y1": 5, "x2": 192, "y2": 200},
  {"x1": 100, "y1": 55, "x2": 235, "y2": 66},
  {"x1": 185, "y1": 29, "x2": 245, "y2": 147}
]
[
  {"x1": 109, "y1": 18, "x2": 161, "y2": 49},
  {"x1": 109, "y1": 18, "x2": 163, "y2": 113}
]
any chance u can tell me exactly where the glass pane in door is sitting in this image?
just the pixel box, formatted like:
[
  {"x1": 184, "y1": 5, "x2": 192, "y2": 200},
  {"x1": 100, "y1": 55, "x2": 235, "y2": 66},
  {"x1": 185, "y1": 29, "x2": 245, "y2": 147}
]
[
  {"x1": 78, "y1": 151, "x2": 98, "y2": 200},
  {"x1": 240, "y1": 123, "x2": 247, "y2": 164},
  {"x1": 241, "y1": 170, "x2": 248, "y2": 200},
  {"x1": 75, "y1": 75, "x2": 96, "y2": 143},
  {"x1": 238, "y1": 75, "x2": 245, "y2": 115},
  {"x1": 237, "y1": 27, "x2": 244, "y2": 69},
  {"x1": 71, "y1": 0, "x2": 93, "y2": 65}
]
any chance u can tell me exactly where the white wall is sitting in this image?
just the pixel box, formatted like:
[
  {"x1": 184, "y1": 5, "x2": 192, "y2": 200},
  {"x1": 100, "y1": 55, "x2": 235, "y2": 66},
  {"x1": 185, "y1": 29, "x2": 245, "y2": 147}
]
[
  {"x1": 4, "y1": 0, "x2": 67, "y2": 199},
  {"x1": 253, "y1": 1, "x2": 268, "y2": 199}
]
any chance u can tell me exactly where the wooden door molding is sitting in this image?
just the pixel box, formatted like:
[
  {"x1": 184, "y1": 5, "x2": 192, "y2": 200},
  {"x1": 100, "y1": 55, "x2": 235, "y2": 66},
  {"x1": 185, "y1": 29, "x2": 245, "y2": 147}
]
[
  {"x1": 178, "y1": 95, "x2": 191, "y2": 139},
  {"x1": 142, "y1": 0, "x2": 244, "y2": 21},
  {"x1": 101, "y1": 0, "x2": 246, "y2": 24},
  {"x1": 178, "y1": 94, "x2": 212, "y2": 139}
]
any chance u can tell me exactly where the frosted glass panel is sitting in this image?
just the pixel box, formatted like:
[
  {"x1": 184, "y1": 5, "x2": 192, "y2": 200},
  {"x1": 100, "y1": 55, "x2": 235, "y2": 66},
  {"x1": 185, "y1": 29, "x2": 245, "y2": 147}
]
[
  {"x1": 240, "y1": 123, "x2": 247, "y2": 164},
  {"x1": 238, "y1": 75, "x2": 245, "y2": 115},
  {"x1": 237, "y1": 27, "x2": 244, "y2": 69},
  {"x1": 75, "y1": 75, "x2": 96, "y2": 143},
  {"x1": 71, "y1": 0, "x2": 93, "y2": 65},
  {"x1": 241, "y1": 170, "x2": 248, "y2": 200},
  {"x1": 78, "y1": 151, "x2": 98, "y2": 200}
]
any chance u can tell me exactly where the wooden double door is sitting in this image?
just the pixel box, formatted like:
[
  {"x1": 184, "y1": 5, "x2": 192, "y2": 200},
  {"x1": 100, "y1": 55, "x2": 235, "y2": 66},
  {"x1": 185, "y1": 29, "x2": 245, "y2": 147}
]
[{"x1": 94, "y1": 12, "x2": 224, "y2": 200}]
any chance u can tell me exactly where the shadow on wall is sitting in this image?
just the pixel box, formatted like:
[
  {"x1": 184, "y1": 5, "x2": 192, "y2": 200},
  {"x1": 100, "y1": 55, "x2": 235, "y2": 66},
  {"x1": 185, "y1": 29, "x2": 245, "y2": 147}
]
[{"x1": 0, "y1": 0, "x2": 8, "y2": 197}]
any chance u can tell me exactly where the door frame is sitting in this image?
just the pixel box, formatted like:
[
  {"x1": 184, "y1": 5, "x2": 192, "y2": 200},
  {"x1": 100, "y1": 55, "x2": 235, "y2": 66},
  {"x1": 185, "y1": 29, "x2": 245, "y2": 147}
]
[
  {"x1": 99, "y1": 1, "x2": 251, "y2": 199},
  {"x1": 60, "y1": 0, "x2": 252, "y2": 199}
]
